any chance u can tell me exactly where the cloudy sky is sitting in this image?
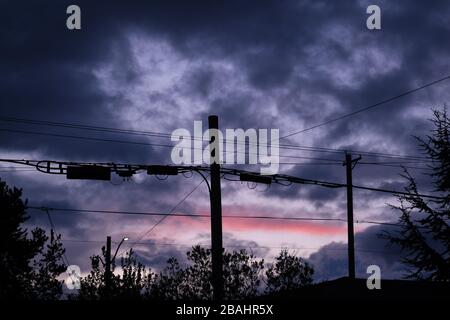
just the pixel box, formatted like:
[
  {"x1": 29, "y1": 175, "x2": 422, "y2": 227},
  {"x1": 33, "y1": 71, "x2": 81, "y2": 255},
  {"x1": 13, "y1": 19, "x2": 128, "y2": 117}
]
[{"x1": 1, "y1": 0, "x2": 449, "y2": 281}]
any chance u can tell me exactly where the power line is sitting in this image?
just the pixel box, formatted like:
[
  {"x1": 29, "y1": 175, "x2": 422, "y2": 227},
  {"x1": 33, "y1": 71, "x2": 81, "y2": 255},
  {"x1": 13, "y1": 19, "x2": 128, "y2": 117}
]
[
  {"x1": 0, "y1": 166, "x2": 34, "y2": 169},
  {"x1": 0, "y1": 117, "x2": 433, "y2": 162},
  {"x1": 350, "y1": 183, "x2": 442, "y2": 199},
  {"x1": 28, "y1": 205, "x2": 345, "y2": 222},
  {"x1": 358, "y1": 162, "x2": 432, "y2": 171},
  {"x1": 3, "y1": 158, "x2": 444, "y2": 200},
  {"x1": 0, "y1": 169, "x2": 37, "y2": 172},
  {"x1": 43, "y1": 208, "x2": 70, "y2": 266},
  {"x1": 0, "y1": 115, "x2": 173, "y2": 139},
  {"x1": 0, "y1": 115, "x2": 415, "y2": 161},
  {"x1": 129, "y1": 243, "x2": 402, "y2": 256},
  {"x1": 0, "y1": 128, "x2": 176, "y2": 149},
  {"x1": 119, "y1": 177, "x2": 207, "y2": 256},
  {"x1": 0, "y1": 161, "x2": 432, "y2": 172},
  {"x1": 260, "y1": 143, "x2": 430, "y2": 162},
  {"x1": 279, "y1": 74, "x2": 450, "y2": 139},
  {"x1": 27, "y1": 205, "x2": 410, "y2": 227},
  {"x1": 62, "y1": 239, "x2": 108, "y2": 244},
  {"x1": 0, "y1": 128, "x2": 349, "y2": 162},
  {"x1": 277, "y1": 161, "x2": 431, "y2": 170},
  {"x1": 59, "y1": 239, "x2": 401, "y2": 256}
]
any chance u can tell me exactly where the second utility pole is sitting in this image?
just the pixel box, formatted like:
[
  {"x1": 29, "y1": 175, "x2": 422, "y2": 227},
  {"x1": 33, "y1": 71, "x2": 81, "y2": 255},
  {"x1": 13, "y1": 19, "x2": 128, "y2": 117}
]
[
  {"x1": 209, "y1": 115, "x2": 224, "y2": 300},
  {"x1": 344, "y1": 153, "x2": 357, "y2": 280},
  {"x1": 105, "y1": 236, "x2": 112, "y2": 294},
  {"x1": 344, "y1": 153, "x2": 355, "y2": 279}
]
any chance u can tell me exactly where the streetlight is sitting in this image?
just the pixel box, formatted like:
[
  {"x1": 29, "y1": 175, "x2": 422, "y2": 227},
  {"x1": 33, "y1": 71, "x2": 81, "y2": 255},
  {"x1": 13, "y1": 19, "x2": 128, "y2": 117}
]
[{"x1": 112, "y1": 237, "x2": 129, "y2": 263}]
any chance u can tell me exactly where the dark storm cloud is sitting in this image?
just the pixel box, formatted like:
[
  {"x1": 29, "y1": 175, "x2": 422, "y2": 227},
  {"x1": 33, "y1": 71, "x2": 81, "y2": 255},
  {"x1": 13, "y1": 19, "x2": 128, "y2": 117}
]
[
  {"x1": 129, "y1": 232, "x2": 269, "y2": 272},
  {"x1": 308, "y1": 225, "x2": 405, "y2": 281},
  {"x1": 0, "y1": 0, "x2": 154, "y2": 162},
  {"x1": 195, "y1": 232, "x2": 271, "y2": 257},
  {"x1": 133, "y1": 243, "x2": 187, "y2": 272},
  {"x1": 2, "y1": 0, "x2": 448, "y2": 161}
]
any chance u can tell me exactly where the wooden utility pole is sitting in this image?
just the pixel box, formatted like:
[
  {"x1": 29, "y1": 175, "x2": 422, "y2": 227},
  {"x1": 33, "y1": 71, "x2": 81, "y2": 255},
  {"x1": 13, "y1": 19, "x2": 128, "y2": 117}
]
[
  {"x1": 344, "y1": 153, "x2": 358, "y2": 280},
  {"x1": 208, "y1": 115, "x2": 224, "y2": 300},
  {"x1": 105, "y1": 236, "x2": 112, "y2": 294}
]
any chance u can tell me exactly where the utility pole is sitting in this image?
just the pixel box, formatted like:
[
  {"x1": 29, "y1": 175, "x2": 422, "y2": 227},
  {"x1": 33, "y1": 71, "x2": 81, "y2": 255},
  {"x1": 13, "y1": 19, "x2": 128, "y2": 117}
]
[
  {"x1": 105, "y1": 235, "x2": 112, "y2": 295},
  {"x1": 344, "y1": 153, "x2": 361, "y2": 280},
  {"x1": 208, "y1": 115, "x2": 223, "y2": 300}
]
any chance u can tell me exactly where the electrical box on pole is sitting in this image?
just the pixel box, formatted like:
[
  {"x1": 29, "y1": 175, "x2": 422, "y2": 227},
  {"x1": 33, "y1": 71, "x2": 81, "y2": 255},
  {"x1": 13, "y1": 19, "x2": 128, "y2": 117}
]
[
  {"x1": 66, "y1": 165, "x2": 111, "y2": 181},
  {"x1": 240, "y1": 173, "x2": 272, "y2": 185},
  {"x1": 147, "y1": 165, "x2": 178, "y2": 176}
]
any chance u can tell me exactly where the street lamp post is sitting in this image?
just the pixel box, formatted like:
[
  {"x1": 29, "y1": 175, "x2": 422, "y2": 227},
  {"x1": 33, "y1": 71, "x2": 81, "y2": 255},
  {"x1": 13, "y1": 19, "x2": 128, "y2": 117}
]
[{"x1": 104, "y1": 236, "x2": 128, "y2": 296}]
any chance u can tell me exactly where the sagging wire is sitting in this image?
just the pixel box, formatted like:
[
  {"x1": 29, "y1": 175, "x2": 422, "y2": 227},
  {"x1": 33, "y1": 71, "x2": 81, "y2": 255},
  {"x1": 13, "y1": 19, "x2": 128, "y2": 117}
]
[
  {"x1": 182, "y1": 171, "x2": 194, "y2": 178},
  {"x1": 42, "y1": 207, "x2": 70, "y2": 266},
  {"x1": 223, "y1": 174, "x2": 240, "y2": 182},
  {"x1": 155, "y1": 174, "x2": 169, "y2": 181},
  {"x1": 243, "y1": 181, "x2": 271, "y2": 192},
  {"x1": 274, "y1": 179, "x2": 293, "y2": 187}
]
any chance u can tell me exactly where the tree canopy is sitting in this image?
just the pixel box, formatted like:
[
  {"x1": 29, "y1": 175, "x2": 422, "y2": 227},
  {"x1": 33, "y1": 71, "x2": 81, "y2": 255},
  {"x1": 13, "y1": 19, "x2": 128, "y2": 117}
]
[
  {"x1": 0, "y1": 178, "x2": 66, "y2": 299},
  {"x1": 76, "y1": 245, "x2": 313, "y2": 300},
  {"x1": 383, "y1": 108, "x2": 450, "y2": 281}
]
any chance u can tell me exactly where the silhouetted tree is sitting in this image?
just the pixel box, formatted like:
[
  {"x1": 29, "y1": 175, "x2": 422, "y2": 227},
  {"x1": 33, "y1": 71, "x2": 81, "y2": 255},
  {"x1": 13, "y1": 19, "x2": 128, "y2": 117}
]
[
  {"x1": 76, "y1": 254, "x2": 107, "y2": 300},
  {"x1": 382, "y1": 108, "x2": 450, "y2": 281},
  {"x1": 77, "y1": 244, "x2": 314, "y2": 300},
  {"x1": 265, "y1": 249, "x2": 314, "y2": 293},
  {"x1": 119, "y1": 249, "x2": 149, "y2": 299},
  {"x1": 77, "y1": 248, "x2": 150, "y2": 300},
  {"x1": 223, "y1": 248, "x2": 264, "y2": 299},
  {"x1": 146, "y1": 256, "x2": 184, "y2": 299},
  {"x1": 0, "y1": 178, "x2": 66, "y2": 300},
  {"x1": 30, "y1": 230, "x2": 67, "y2": 299},
  {"x1": 148, "y1": 246, "x2": 264, "y2": 300}
]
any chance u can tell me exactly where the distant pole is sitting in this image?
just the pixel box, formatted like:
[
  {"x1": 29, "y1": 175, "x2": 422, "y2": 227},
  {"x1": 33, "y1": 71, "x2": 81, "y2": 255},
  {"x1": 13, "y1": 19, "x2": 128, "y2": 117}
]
[
  {"x1": 105, "y1": 236, "x2": 112, "y2": 295},
  {"x1": 208, "y1": 115, "x2": 224, "y2": 300},
  {"x1": 345, "y1": 153, "x2": 356, "y2": 280}
]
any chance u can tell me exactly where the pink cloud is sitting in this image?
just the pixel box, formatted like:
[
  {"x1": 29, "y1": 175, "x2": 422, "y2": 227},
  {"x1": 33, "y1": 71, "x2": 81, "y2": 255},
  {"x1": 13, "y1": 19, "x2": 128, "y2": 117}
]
[{"x1": 153, "y1": 209, "x2": 346, "y2": 236}]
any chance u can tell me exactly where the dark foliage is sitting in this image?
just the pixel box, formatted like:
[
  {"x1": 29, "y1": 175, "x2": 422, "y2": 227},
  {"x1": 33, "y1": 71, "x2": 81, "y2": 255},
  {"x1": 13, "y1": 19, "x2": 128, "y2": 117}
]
[
  {"x1": 265, "y1": 249, "x2": 314, "y2": 293},
  {"x1": 77, "y1": 245, "x2": 313, "y2": 300},
  {"x1": 0, "y1": 178, "x2": 66, "y2": 299},
  {"x1": 382, "y1": 108, "x2": 450, "y2": 281}
]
